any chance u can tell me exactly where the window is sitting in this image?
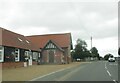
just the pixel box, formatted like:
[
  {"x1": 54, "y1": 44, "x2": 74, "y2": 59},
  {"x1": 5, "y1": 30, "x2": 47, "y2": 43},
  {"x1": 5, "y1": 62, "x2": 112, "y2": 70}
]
[
  {"x1": 15, "y1": 49, "x2": 20, "y2": 62},
  {"x1": 0, "y1": 46, "x2": 2, "y2": 60},
  {"x1": 46, "y1": 43, "x2": 56, "y2": 49},
  {"x1": 33, "y1": 52, "x2": 38, "y2": 61},
  {"x1": 0, "y1": 51, "x2": 2, "y2": 60},
  {"x1": 0, "y1": 46, "x2": 4, "y2": 62},
  {"x1": 24, "y1": 51, "x2": 28, "y2": 61},
  {"x1": 26, "y1": 40, "x2": 30, "y2": 44},
  {"x1": 18, "y1": 38, "x2": 23, "y2": 42},
  {"x1": 28, "y1": 51, "x2": 32, "y2": 59},
  {"x1": 39, "y1": 53, "x2": 40, "y2": 58},
  {"x1": 25, "y1": 51, "x2": 32, "y2": 60}
]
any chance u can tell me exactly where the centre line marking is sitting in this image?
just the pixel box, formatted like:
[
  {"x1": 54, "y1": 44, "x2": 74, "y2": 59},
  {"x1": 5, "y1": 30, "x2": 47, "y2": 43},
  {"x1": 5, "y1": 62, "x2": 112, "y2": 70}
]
[
  {"x1": 105, "y1": 62, "x2": 117, "y2": 83},
  {"x1": 107, "y1": 70, "x2": 111, "y2": 77},
  {"x1": 105, "y1": 62, "x2": 107, "y2": 69},
  {"x1": 113, "y1": 80, "x2": 118, "y2": 83}
]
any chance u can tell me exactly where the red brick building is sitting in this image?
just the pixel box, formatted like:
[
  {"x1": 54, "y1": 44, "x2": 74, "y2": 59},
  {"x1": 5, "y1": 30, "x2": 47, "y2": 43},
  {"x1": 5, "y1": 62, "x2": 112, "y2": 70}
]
[
  {"x1": 0, "y1": 27, "x2": 73, "y2": 68},
  {"x1": 27, "y1": 33, "x2": 73, "y2": 64},
  {"x1": 0, "y1": 27, "x2": 40, "y2": 68}
]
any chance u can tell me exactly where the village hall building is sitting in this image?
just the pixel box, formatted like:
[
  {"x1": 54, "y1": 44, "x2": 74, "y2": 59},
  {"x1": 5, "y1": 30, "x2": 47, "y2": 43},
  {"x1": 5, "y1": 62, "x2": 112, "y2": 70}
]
[
  {"x1": 0, "y1": 27, "x2": 73, "y2": 68},
  {"x1": 27, "y1": 33, "x2": 73, "y2": 64}
]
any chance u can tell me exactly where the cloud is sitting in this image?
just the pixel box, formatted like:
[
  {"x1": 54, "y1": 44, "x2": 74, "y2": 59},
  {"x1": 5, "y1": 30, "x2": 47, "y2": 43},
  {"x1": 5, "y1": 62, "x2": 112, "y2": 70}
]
[
  {"x1": 0, "y1": 1, "x2": 118, "y2": 57},
  {"x1": 13, "y1": 26, "x2": 50, "y2": 36},
  {"x1": 86, "y1": 37, "x2": 118, "y2": 56}
]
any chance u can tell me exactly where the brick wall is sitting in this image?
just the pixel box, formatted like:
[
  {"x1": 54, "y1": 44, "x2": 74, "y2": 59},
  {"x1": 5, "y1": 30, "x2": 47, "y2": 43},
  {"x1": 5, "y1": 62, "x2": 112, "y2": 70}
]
[
  {"x1": 54, "y1": 50, "x2": 63, "y2": 64},
  {"x1": 42, "y1": 49, "x2": 64, "y2": 64},
  {"x1": 2, "y1": 62, "x2": 24, "y2": 69},
  {"x1": 42, "y1": 50, "x2": 48, "y2": 63},
  {"x1": 1, "y1": 61, "x2": 37, "y2": 69}
]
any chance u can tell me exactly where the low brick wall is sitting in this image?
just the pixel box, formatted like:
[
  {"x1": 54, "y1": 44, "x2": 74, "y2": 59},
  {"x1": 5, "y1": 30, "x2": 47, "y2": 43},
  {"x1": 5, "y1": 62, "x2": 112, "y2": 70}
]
[
  {"x1": 32, "y1": 61, "x2": 37, "y2": 65},
  {"x1": 2, "y1": 62, "x2": 24, "y2": 69},
  {"x1": 2, "y1": 61, "x2": 38, "y2": 69}
]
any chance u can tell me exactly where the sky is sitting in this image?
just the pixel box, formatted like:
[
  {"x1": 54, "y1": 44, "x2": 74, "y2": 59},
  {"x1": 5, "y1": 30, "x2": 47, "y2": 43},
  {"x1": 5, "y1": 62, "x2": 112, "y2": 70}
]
[{"x1": 0, "y1": 0, "x2": 118, "y2": 57}]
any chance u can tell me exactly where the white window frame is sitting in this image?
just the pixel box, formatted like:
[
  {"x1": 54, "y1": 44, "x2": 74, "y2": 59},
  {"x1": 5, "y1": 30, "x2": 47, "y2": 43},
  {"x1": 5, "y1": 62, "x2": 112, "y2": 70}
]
[
  {"x1": 18, "y1": 37, "x2": 23, "y2": 42},
  {"x1": 26, "y1": 40, "x2": 30, "y2": 44},
  {"x1": 39, "y1": 53, "x2": 40, "y2": 58},
  {"x1": 15, "y1": 49, "x2": 20, "y2": 62},
  {"x1": 46, "y1": 43, "x2": 56, "y2": 49},
  {"x1": 28, "y1": 51, "x2": 32, "y2": 60},
  {"x1": 33, "y1": 52, "x2": 38, "y2": 61},
  {"x1": 0, "y1": 46, "x2": 4, "y2": 62},
  {"x1": 28, "y1": 50, "x2": 32, "y2": 66},
  {"x1": 25, "y1": 51, "x2": 29, "y2": 60}
]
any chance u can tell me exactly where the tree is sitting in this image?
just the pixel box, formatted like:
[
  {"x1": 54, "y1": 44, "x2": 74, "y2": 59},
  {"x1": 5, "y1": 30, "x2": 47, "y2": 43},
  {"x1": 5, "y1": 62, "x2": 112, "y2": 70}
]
[
  {"x1": 90, "y1": 47, "x2": 100, "y2": 59},
  {"x1": 72, "y1": 38, "x2": 91, "y2": 60},
  {"x1": 99, "y1": 56, "x2": 103, "y2": 60},
  {"x1": 118, "y1": 48, "x2": 120, "y2": 55},
  {"x1": 83, "y1": 50, "x2": 91, "y2": 58},
  {"x1": 104, "y1": 53, "x2": 113, "y2": 60},
  {"x1": 71, "y1": 50, "x2": 75, "y2": 61}
]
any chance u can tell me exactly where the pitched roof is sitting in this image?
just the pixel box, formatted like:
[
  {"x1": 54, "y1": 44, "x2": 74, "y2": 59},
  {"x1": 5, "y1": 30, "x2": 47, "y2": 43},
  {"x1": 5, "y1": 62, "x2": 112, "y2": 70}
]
[
  {"x1": 0, "y1": 27, "x2": 40, "y2": 51},
  {"x1": 43, "y1": 40, "x2": 64, "y2": 51},
  {"x1": 27, "y1": 33, "x2": 73, "y2": 49}
]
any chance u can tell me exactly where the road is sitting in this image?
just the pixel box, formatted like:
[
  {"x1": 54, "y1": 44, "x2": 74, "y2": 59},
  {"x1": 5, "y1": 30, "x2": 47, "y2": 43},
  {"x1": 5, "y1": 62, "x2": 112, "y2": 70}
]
[{"x1": 30, "y1": 61, "x2": 119, "y2": 82}]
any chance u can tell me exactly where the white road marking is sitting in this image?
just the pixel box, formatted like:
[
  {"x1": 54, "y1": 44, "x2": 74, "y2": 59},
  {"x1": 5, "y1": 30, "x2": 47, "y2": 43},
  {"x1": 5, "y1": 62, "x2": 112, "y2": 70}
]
[
  {"x1": 113, "y1": 80, "x2": 118, "y2": 83},
  {"x1": 105, "y1": 67, "x2": 107, "y2": 69},
  {"x1": 29, "y1": 66, "x2": 73, "y2": 81},
  {"x1": 105, "y1": 62, "x2": 118, "y2": 83},
  {"x1": 107, "y1": 70, "x2": 111, "y2": 77},
  {"x1": 113, "y1": 80, "x2": 116, "y2": 81},
  {"x1": 105, "y1": 62, "x2": 107, "y2": 69},
  {"x1": 105, "y1": 62, "x2": 112, "y2": 76}
]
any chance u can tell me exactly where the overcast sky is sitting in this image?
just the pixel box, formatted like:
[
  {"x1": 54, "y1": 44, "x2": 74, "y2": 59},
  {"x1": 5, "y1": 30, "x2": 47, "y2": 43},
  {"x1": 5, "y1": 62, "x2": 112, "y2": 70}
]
[{"x1": 0, "y1": 0, "x2": 118, "y2": 57}]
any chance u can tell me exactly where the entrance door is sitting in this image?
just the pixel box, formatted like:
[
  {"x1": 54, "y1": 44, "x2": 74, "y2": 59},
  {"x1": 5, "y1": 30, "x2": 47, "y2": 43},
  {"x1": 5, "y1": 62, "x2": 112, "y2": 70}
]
[
  {"x1": 28, "y1": 51, "x2": 32, "y2": 66},
  {"x1": 25, "y1": 51, "x2": 32, "y2": 66},
  {"x1": 49, "y1": 51, "x2": 54, "y2": 63}
]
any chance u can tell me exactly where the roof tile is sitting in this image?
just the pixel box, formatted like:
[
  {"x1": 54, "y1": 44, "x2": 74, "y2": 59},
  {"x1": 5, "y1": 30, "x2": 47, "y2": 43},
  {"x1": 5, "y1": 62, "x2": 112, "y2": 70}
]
[
  {"x1": 0, "y1": 27, "x2": 40, "y2": 51},
  {"x1": 27, "y1": 33, "x2": 73, "y2": 49}
]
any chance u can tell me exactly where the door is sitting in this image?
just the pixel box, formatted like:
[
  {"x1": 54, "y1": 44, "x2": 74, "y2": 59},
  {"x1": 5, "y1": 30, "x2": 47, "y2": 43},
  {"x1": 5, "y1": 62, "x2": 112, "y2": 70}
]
[
  {"x1": 49, "y1": 51, "x2": 54, "y2": 63},
  {"x1": 28, "y1": 51, "x2": 32, "y2": 66},
  {"x1": 25, "y1": 51, "x2": 32, "y2": 66}
]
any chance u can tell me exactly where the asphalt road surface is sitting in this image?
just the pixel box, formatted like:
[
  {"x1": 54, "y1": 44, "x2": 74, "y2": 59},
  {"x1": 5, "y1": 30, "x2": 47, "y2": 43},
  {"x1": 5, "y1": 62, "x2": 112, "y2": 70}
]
[{"x1": 30, "y1": 61, "x2": 119, "y2": 82}]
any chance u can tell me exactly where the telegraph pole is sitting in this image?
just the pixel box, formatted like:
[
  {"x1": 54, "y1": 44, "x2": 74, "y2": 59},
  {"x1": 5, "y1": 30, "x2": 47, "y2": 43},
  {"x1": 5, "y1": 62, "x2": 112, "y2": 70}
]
[
  {"x1": 90, "y1": 36, "x2": 93, "y2": 60},
  {"x1": 91, "y1": 36, "x2": 92, "y2": 49}
]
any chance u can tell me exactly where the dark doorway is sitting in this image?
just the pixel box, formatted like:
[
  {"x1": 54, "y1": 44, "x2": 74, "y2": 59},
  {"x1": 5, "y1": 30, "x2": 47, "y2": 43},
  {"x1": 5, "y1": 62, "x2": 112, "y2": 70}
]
[{"x1": 49, "y1": 50, "x2": 54, "y2": 63}]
